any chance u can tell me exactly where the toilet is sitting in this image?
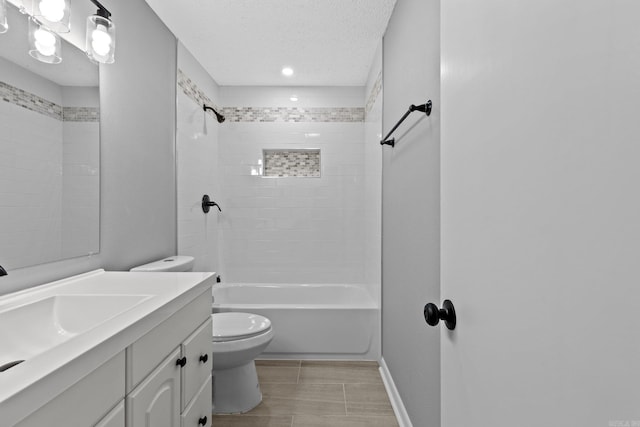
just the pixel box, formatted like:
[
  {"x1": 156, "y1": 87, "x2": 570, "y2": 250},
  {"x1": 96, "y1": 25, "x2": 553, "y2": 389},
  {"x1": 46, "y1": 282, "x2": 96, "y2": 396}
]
[
  {"x1": 130, "y1": 256, "x2": 274, "y2": 414},
  {"x1": 210, "y1": 312, "x2": 273, "y2": 413}
]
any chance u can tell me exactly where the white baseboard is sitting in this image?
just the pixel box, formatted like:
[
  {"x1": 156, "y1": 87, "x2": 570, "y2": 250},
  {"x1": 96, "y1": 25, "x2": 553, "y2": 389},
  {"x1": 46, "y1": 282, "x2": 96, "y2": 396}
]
[{"x1": 379, "y1": 357, "x2": 413, "y2": 427}]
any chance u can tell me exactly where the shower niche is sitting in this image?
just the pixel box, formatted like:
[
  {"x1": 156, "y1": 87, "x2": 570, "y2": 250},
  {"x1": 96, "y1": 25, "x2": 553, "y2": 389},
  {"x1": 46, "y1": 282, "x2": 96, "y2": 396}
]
[{"x1": 262, "y1": 149, "x2": 321, "y2": 178}]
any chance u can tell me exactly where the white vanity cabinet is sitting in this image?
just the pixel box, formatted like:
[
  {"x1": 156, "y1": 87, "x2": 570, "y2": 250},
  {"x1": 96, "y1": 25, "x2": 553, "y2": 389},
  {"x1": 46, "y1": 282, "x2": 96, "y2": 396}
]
[
  {"x1": 181, "y1": 317, "x2": 213, "y2": 410},
  {"x1": 15, "y1": 351, "x2": 126, "y2": 427},
  {"x1": 126, "y1": 290, "x2": 213, "y2": 427},
  {"x1": 95, "y1": 401, "x2": 126, "y2": 427},
  {"x1": 127, "y1": 348, "x2": 182, "y2": 426},
  {"x1": 0, "y1": 270, "x2": 214, "y2": 427}
]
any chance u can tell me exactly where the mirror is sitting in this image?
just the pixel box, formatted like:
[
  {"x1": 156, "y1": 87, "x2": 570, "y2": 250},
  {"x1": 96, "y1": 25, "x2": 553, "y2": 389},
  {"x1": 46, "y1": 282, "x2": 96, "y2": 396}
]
[{"x1": 0, "y1": 4, "x2": 99, "y2": 270}]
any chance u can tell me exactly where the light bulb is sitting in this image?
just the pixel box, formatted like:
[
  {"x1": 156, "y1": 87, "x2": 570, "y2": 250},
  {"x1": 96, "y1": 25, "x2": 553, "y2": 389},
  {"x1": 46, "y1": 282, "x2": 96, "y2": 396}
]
[
  {"x1": 282, "y1": 67, "x2": 294, "y2": 77},
  {"x1": 91, "y1": 24, "x2": 111, "y2": 56},
  {"x1": 86, "y1": 14, "x2": 115, "y2": 64},
  {"x1": 0, "y1": 0, "x2": 8, "y2": 34},
  {"x1": 39, "y1": 0, "x2": 65, "y2": 23},
  {"x1": 28, "y1": 16, "x2": 61, "y2": 63},
  {"x1": 34, "y1": 28, "x2": 56, "y2": 56}
]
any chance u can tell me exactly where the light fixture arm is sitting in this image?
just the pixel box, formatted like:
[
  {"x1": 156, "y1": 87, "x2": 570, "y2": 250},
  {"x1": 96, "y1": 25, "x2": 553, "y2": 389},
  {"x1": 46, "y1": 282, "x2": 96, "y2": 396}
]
[{"x1": 89, "y1": 0, "x2": 111, "y2": 19}]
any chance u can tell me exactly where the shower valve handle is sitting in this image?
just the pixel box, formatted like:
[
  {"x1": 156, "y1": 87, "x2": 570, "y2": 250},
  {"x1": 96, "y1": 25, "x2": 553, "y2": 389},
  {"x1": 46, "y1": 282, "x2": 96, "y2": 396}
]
[{"x1": 202, "y1": 194, "x2": 222, "y2": 213}]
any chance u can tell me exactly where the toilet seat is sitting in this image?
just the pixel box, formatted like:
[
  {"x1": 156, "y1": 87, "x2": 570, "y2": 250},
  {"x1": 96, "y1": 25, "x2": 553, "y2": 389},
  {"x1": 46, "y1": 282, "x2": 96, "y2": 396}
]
[{"x1": 212, "y1": 312, "x2": 272, "y2": 342}]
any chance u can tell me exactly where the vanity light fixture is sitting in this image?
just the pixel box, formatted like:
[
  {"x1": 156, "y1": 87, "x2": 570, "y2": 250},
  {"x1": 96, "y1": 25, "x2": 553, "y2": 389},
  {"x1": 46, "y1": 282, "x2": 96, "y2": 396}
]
[
  {"x1": 32, "y1": 0, "x2": 70, "y2": 33},
  {"x1": 0, "y1": 0, "x2": 116, "y2": 64},
  {"x1": 28, "y1": 16, "x2": 61, "y2": 63},
  {"x1": 290, "y1": 95, "x2": 298, "y2": 102},
  {"x1": 0, "y1": 0, "x2": 8, "y2": 34},
  {"x1": 281, "y1": 66, "x2": 294, "y2": 77},
  {"x1": 86, "y1": 0, "x2": 115, "y2": 64}
]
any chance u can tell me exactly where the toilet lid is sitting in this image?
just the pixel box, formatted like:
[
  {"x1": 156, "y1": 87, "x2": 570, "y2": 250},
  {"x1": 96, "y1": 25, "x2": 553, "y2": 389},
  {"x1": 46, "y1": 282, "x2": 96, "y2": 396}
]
[{"x1": 212, "y1": 312, "x2": 272, "y2": 342}]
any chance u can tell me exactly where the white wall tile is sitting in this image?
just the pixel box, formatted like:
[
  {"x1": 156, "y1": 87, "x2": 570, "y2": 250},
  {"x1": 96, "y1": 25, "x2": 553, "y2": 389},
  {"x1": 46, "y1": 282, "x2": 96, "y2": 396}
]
[
  {"x1": 176, "y1": 42, "x2": 221, "y2": 273},
  {"x1": 217, "y1": 86, "x2": 381, "y2": 285}
]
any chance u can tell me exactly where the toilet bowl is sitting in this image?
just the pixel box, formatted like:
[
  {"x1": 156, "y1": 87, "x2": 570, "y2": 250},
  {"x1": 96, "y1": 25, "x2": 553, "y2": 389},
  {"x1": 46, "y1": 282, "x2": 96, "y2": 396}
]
[
  {"x1": 130, "y1": 256, "x2": 274, "y2": 414},
  {"x1": 211, "y1": 312, "x2": 274, "y2": 414}
]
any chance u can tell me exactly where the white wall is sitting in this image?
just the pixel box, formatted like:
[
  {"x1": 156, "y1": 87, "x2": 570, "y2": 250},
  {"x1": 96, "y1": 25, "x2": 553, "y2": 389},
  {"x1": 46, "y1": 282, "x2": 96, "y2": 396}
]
[
  {"x1": 218, "y1": 86, "x2": 370, "y2": 285},
  {"x1": 176, "y1": 43, "x2": 221, "y2": 273},
  {"x1": 381, "y1": 0, "x2": 441, "y2": 425},
  {"x1": 1, "y1": 0, "x2": 177, "y2": 293}
]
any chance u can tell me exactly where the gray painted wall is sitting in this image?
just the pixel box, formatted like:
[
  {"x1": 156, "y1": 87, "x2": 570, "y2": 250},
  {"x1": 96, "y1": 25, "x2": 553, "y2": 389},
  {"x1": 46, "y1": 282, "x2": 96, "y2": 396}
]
[
  {"x1": 100, "y1": 0, "x2": 177, "y2": 270},
  {"x1": 1, "y1": 0, "x2": 177, "y2": 294},
  {"x1": 381, "y1": 0, "x2": 441, "y2": 425}
]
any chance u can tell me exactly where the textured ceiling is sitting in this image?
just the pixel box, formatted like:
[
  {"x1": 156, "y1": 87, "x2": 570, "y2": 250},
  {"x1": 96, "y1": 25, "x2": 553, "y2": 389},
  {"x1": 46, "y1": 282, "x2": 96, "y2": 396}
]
[{"x1": 144, "y1": 0, "x2": 397, "y2": 86}]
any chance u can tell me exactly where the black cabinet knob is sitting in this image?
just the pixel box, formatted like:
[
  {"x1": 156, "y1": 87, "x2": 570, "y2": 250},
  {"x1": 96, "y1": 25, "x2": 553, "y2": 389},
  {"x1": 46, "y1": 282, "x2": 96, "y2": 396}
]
[
  {"x1": 176, "y1": 356, "x2": 187, "y2": 367},
  {"x1": 198, "y1": 416, "x2": 208, "y2": 426},
  {"x1": 199, "y1": 354, "x2": 209, "y2": 364},
  {"x1": 423, "y1": 299, "x2": 456, "y2": 330}
]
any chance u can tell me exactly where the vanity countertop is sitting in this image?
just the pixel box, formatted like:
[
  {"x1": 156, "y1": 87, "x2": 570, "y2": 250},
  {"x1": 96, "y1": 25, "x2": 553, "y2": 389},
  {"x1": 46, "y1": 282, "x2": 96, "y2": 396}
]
[{"x1": 0, "y1": 269, "x2": 215, "y2": 425}]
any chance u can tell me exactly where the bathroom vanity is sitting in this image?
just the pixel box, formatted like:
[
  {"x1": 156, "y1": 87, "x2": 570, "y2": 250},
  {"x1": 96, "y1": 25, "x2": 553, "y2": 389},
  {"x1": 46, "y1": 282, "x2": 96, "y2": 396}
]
[{"x1": 0, "y1": 270, "x2": 215, "y2": 427}]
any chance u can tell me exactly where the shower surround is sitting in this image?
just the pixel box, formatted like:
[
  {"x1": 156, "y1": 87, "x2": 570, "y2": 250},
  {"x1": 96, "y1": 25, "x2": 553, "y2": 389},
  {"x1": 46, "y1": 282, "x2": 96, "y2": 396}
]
[
  {"x1": 217, "y1": 86, "x2": 378, "y2": 290},
  {"x1": 176, "y1": 46, "x2": 383, "y2": 359}
]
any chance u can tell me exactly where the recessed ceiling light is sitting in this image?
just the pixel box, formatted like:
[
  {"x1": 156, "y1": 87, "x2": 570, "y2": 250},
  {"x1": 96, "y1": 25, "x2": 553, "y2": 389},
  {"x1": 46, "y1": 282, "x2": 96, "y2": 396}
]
[
  {"x1": 290, "y1": 95, "x2": 298, "y2": 102},
  {"x1": 282, "y1": 67, "x2": 294, "y2": 77}
]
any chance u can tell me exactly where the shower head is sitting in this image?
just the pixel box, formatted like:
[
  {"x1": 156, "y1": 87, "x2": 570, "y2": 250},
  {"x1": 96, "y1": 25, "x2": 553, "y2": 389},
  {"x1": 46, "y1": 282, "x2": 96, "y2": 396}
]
[{"x1": 203, "y1": 104, "x2": 225, "y2": 123}]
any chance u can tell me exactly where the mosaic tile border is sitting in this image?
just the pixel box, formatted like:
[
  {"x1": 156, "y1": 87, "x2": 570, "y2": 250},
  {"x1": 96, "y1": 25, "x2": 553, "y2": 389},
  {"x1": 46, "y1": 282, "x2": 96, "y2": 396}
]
[
  {"x1": 63, "y1": 107, "x2": 100, "y2": 122},
  {"x1": 177, "y1": 68, "x2": 221, "y2": 121},
  {"x1": 365, "y1": 70, "x2": 382, "y2": 116},
  {"x1": 222, "y1": 106, "x2": 364, "y2": 123},
  {"x1": 178, "y1": 69, "x2": 365, "y2": 123},
  {"x1": 1, "y1": 81, "x2": 62, "y2": 120},
  {"x1": 264, "y1": 149, "x2": 321, "y2": 177},
  {"x1": 1, "y1": 81, "x2": 99, "y2": 122}
]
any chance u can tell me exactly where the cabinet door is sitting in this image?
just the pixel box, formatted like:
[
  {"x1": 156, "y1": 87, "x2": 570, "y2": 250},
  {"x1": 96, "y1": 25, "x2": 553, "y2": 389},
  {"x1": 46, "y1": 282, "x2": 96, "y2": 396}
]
[
  {"x1": 16, "y1": 351, "x2": 125, "y2": 427},
  {"x1": 181, "y1": 317, "x2": 212, "y2": 410},
  {"x1": 181, "y1": 375, "x2": 212, "y2": 427},
  {"x1": 127, "y1": 292, "x2": 210, "y2": 392},
  {"x1": 95, "y1": 401, "x2": 125, "y2": 427},
  {"x1": 127, "y1": 348, "x2": 181, "y2": 427}
]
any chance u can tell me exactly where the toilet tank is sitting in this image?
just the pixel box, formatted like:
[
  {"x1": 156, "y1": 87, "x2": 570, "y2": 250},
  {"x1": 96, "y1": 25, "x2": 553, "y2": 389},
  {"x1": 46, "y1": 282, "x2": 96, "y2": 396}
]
[{"x1": 130, "y1": 256, "x2": 195, "y2": 272}]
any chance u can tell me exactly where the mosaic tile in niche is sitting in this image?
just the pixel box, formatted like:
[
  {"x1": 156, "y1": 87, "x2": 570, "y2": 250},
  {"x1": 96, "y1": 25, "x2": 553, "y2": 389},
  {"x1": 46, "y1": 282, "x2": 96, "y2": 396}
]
[{"x1": 264, "y1": 149, "x2": 321, "y2": 177}]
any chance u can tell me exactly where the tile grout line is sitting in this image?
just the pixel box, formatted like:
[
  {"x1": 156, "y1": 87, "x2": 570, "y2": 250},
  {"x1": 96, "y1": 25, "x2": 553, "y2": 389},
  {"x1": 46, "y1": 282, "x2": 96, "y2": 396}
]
[{"x1": 343, "y1": 383, "x2": 348, "y2": 416}]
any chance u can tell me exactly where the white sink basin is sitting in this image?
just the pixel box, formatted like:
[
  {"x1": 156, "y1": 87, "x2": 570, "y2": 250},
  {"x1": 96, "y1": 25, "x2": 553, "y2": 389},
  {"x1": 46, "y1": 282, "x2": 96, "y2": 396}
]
[
  {"x1": 0, "y1": 294, "x2": 151, "y2": 366},
  {"x1": 0, "y1": 269, "x2": 215, "y2": 427}
]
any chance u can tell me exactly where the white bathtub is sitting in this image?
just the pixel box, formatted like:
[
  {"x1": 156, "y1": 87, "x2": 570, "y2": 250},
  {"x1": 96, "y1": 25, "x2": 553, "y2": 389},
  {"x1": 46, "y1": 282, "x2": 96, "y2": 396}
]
[{"x1": 212, "y1": 283, "x2": 379, "y2": 359}]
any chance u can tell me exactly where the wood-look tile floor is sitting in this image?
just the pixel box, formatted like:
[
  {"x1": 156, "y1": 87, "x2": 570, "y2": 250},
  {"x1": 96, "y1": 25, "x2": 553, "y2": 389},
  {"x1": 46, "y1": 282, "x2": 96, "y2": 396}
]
[{"x1": 211, "y1": 360, "x2": 400, "y2": 427}]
